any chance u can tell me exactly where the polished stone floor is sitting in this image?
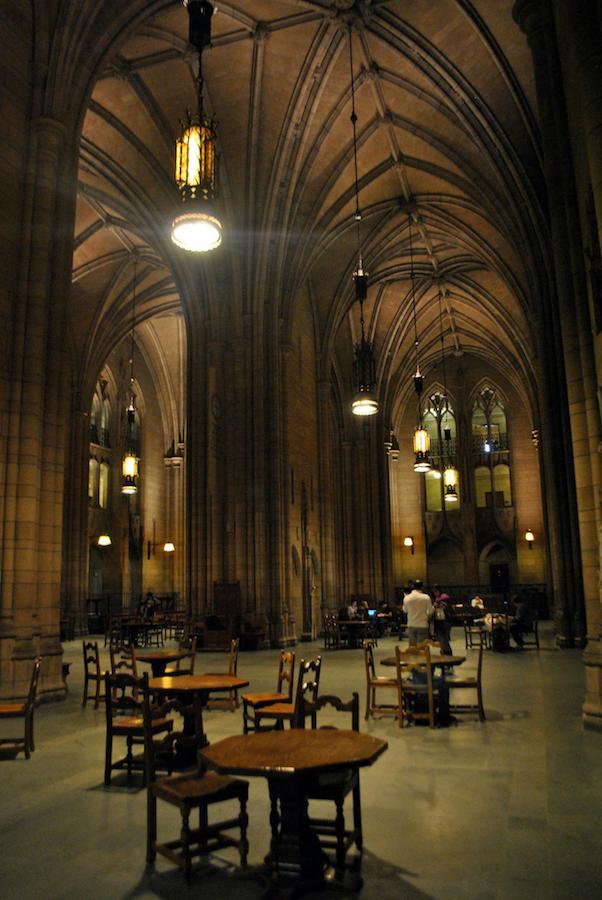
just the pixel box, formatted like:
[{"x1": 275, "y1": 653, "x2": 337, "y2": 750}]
[{"x1": 1, "y1": 626, "x2": 601, "y2": 899}]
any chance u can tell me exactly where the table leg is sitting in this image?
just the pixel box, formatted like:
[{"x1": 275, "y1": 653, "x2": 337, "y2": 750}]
[{"x1": 265, "y1": 776, "x2": 327, "y2": 890}]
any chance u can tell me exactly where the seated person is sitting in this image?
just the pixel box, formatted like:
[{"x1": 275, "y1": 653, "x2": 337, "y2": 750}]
[{"x1": 510, "y1": 595, "x2": 533, "y2": 648}]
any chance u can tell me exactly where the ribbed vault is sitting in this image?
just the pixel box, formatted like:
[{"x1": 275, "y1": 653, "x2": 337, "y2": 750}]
[{"x1": 71, "y1": 0, "x2": 544, "y2": 422}]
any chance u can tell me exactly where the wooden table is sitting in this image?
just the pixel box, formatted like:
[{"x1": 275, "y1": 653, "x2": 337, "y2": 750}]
[
  {"x1": 135, "y1": 649, "x2": 191, "y2": 676},
  {"x1": 149, "y1": 674, "x2": 249, "y2": 752},
  {"x1": 201, "y1": 729, "x2": 387, "y2": 891}
]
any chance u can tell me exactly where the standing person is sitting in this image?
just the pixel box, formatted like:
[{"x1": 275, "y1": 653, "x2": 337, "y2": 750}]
[
  {"x1": 432, "y1": 585, "x2": 453, "y2": 655},
  {"x1": 403, "y1": 580, "x2": 433, "y2": 645}
]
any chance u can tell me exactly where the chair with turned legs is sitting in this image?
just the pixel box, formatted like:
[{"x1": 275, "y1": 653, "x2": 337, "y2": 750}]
[
  {"x1": 82, "y1": 641, "x2": 104, "y2": 708},
  {"x1": 0, "y1": 658, "x2": 41, "y2": 759},
  {"x1": 301, "y1": 693, "x2": 364, "y2": 880},
  {"x1": 255, "y1": 657, "x2": 321, "y2": 731},
  {"x1": 363, "y1": 640, "x2": 399, "y2": 721},
  {"x1": 241, "y1": 650, "x2": 295, "y2": 733},
  {"x1": 142, "y1": 678, "x2": 249, "y2": 885}
]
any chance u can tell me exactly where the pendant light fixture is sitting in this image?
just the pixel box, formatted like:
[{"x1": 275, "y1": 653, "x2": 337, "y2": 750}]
[
  {"x1": 122, "y1": 258, "x2": 140, "y2": 496},
  {"x1": 409, "y1": 213, "x2": 431, "y2": 472},
  {"x1": 171, "y1": 1, "x2": 222, "y2": 253},
  {"x1": 438, "y1": 286, "x2": 458, "y2": 503},
  {"x1": 348, "y1": 29, "x2": 378, "y2": 417}
]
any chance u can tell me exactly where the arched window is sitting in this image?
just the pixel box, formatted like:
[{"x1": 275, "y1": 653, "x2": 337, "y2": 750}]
[
  {"x1": 90, "y1": 395, "x2": 101, "y2": 444},
  {"x1": 475, "y1": 465, "x2": 491, "y2": 508},
  {"x1": 88, "y1": 457, "x2": 99, "y2": 504},
  {"x1": 472, "y1": 387, "x2": 508, "y2": 452},
  {"x1": 100, "y1": 399, "x2": 111, "y2": 447},
  {"x1": 494, "y1": 463, "x2": 512, "y2": 506},
  {"x1": 425, "y1": 470, "x2": 442, "y2": 511},
  {"x1": 99, "y1": 462, "x2": 110, "y2": 508}
]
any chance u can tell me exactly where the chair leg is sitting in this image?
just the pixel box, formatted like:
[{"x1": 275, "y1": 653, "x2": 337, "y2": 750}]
[
  {"x1": 365, "y1": 687, "x2": 371, "y2": 720},
  {"x1": 82, "y1": 673, "x2": 88, "y2": 706},
  {"x1": 477, "y1": 686, "x2": 486, "y2": 721},
  {"x1": 146, "y1": 792, "x2": 157, "y2": 865},
  {"x1": 352, "y1": 781, "x2": 363, "y2": 853},
  {"x1": 27, "y1": 709, "x2": 35, "y2": 753},
  {"x1": 182, "y1": 807, "x2": 192, "y2": 884},
  {"x1": 240, "y1": 795, "x2": 249, "y2": 867},
  {"x1": 334, "y1": 797, "x2": 346, "y2": 875},
  {"x1": 126, "y1": 734, "x2": 134, "y2": 780},
  {"x1": 104, "y1": 733, "x2": 113, "y2": 786},
  {"x1": 94, "y1": 676, "x2": 101, "y2": 710}
]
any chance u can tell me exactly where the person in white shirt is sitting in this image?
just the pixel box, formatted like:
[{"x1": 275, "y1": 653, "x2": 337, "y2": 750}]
[{"x1": 403, "y1": 580, "x2": 433, "y2": 645}]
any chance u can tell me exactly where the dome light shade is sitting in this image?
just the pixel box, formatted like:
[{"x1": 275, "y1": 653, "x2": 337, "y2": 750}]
[
  {"x1": 163, "y1": 541, "x2": 175, "y2": 553},
  {"x1": 352, "y1": 390, "x2": 378, "y2": 416},
  {"x1": 97, "y1": 534, "x2": 112, "y2": 547},
  {"x1": 171, "y1": 210, "x2": 222, "y2": 252}
]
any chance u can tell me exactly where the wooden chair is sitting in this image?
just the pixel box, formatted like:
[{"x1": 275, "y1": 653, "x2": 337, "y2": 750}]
[
  {"x1": 110, "y1": 644, "x2": 138, "y2": 676},
  {"x1": 241, "y1": 650, "x2": 295, "y2": 733},
  {"x1": 203, "y1": 638, "x2": 240, "y2": 710},
  {"x1": 255, "y1": 657, "x2": 322, "y2": 731},
  {"x1": 145, "y1": 615, "x2": 164, "y2": 648},
  {"x1": 142, "y1": 679, "x2": 249, "y2": 884},
  {"x1": 104, "y1": 671, "x2": 172, "y2": 786},
  {"x1": 82, "y1": 640, "x2": 105, "y2": 708},
  {"x1": 395, "y1": 644, "x2": 439, "y2": 729},
  {"x1": 362, "y1": 640, "x2": 399, "y2": 721},
  {"x1": 323, "y1": 615, "x2": 338, "y2": 650},
  {"x1": 521, "y1": 617, "x2": 540, "y2": 649},
  {"x1": 448, "y1": 644, "x2": 486, "y2": 721},
  {"x1": 165, "y1": 636, "x2": 198, "y2": 676},
  {"x1": 0, "y1": 657, "x2": 41, "y2": 758},
  {"x1": 464, "y1": 621, "x2": 489, "y2": 650},
  {"x1": 301, "y1": 693, "x2": 363, "y2": 879}
]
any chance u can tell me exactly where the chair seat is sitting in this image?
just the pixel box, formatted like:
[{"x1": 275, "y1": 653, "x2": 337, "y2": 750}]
[
  {"x1": 447, "y1": 676, "x2": 477, "y2": 687},
  {"x1": 0, "y1": 703, "x2": 27, "y2": 716},
  {"x1": 153, "y1": 770, "x2": 247, "y2": 805},
  {"x1": 369, "y1": 677, "x2": 397, "y2": 688},
  {"x1": 256, "y1": 701, "x2": 293, "y2": 718},
  {"x1": 242, "y1": 691, "x2": 288, "y2": 707},
  {"x1": 112, "y1": 715, "x2": 171, "y2": 733}
]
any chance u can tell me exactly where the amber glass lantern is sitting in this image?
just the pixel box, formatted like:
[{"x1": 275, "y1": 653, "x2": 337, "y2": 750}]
[
  {"x1": 443, "y1": 466, "x2": 459, "y2": 503},
  {"x1": 172, "y1": 114, "x2": 222, "y2": 252},
  {"x1": 171, "y1": 0, "x2": 222, "y2": 252},
  {"x1": 413, "y1": 426, "x2": 431, "y2": 472}
]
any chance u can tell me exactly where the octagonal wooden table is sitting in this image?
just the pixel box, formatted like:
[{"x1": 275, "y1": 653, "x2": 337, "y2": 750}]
[
  {"x1": 200, "y1": 728, "x2": 387, "y2": 892},
  {"x1": 149, "y1": 675, "x2": 249, "y2": 761}
]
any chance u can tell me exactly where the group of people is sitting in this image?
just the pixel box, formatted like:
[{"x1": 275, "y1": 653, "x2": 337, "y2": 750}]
[{"x1": 400, "y1": 581, "x2": 454, "y2": 654}]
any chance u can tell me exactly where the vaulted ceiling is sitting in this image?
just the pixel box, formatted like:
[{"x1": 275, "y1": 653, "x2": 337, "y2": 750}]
[{"x1": 71, "y1": 0, "x2": 543, "y2": 417}]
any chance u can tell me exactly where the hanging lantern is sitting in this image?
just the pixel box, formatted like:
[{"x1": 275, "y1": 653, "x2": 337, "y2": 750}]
[
  {"x1": 97, "y1": 534, "x2": 112, "y2": 547},
  {"x1": 121, "y1": 404, "x2": 139, "y2": 495},
  {"x1": 352, "y1": 264, "x2": 378, "y2": 417},
  {"x1": 389, "y1": 432, "x2": 400, "y2": 461},
  {"x1": 413, "y1": 425, "x2": 431, "y2": 472},
  {"x1": 444, "y1": 465, "x2": 459, "y2": 503},
  {"x1": 171, "y1": 0, "x2": 222, "y2": 252}
]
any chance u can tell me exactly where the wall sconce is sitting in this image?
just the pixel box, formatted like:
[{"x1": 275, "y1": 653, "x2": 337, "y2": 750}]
[
  {"x1": 147, "y1": 539, "x2": 176, "y2": 559},
  {"x1": 403, "y1": 536, "x2": 415, "y2": 555},
  {"x1": 525, "y1": 529, "x2": 534, "y2": 550},
  {"x1": 97, "y1": 534, "x2": 112, "y2": 547}
]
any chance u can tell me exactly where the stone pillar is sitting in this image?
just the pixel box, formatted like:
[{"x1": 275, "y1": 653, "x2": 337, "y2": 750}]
[
  {"x1": 514, "y1": 0, "x2": 592, "y2": 648},
  {"x1": 552, "y1": 0, "x2": 602, "y2": 728},
  {"x1": 1, "y1": 117, "x2": 73, "y2": 700},
  {"x1": 61, "y1": 406, "x2": 90, "y2": 634}
]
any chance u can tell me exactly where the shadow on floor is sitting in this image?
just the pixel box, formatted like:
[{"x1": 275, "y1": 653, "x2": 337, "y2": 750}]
[{"x1": 124, "y1": 850, "x2": 435, "y2": 899}]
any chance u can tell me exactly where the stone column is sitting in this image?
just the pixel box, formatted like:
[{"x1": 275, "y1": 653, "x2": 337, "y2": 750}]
[
  {"x1": 514, "y1": 0, "x2": 592, "y2": 648},
  {"x1": 1, "y1": 116, "x2": 73, "y2": 700},
  {"x1": 552, "y1": 0, "x2": 602, "y2": 728}
]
